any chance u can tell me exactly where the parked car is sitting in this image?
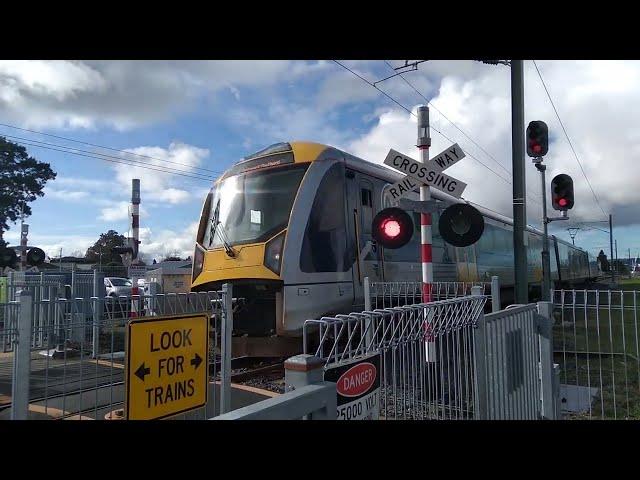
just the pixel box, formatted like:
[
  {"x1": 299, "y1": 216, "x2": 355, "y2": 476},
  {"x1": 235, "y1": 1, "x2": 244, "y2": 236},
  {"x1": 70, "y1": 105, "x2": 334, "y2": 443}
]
[{"x1": 104, "y1": 277, "x2": 133, "y2": 297}]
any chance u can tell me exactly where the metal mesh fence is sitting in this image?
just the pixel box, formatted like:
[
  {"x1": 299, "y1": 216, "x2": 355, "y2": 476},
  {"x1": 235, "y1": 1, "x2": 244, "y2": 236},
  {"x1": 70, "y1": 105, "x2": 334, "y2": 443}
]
[
  {"x1": 304, "y1": 295, "x2": 487, "y2": 420},
  {"x1": 0, "y1": 303, "x2": 19, "y2": 412},
  {"x1": 0, "y1": 291, "x2": 224, "y2": 420},
  {"x1": 368, "y1": 281, "x2": 490, "y2": 310},
  {"x1": 475, "y1": 304, "x2": 542, "y2": 420},
  {"x1": 552, "y1": 289, "x2": 640, "y2": 419}
]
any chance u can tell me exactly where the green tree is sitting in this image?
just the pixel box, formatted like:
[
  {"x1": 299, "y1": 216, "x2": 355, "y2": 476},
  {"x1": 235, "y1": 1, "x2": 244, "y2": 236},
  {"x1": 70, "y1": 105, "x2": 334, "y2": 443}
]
[
  {"x1": 0, "y1": 137, "x2": 57, "y2": 246},
  {"x1": 85, "y1": 230, "x2": 127, "y2": 264}
]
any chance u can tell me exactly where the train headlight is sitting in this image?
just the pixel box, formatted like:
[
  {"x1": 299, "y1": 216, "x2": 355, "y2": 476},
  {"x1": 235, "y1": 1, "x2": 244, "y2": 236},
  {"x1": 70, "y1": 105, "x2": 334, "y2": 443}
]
[
  {"x1": 264, "y1": 230, "x2": 285, "y2": 275},
  {"x1": 193, "y1": 244, "x2": 205, "y2": 282}
]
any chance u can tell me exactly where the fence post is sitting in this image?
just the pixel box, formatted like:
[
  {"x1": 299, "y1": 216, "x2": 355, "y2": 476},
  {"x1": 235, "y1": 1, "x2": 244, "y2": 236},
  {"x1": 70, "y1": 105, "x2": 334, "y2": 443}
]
[
  {"x1": 71, "y1": 266, "x2": 76, "y2": 299},
  {"x1": 220, "y1": 283, "x2": 233, "y2": 414},
  {"x1": 473, "y1": 312, "x2": 488, "y2": 420},
  {"x1": 491, "y1": 276, "x2": 500, "y2": 313},
  {"x1": 553, "y1": 363, "x2": 561, "y2": 420},
  {"x1": 284, "y1": 354, "x2": 335, "y2": 419},
  {"x1": 537, "y1": 301, "x2": 555, "y2": 420},
  {"x1": 363, "y1": 277, "x2": 373, "y2": 348},
  {"x1": 148, "y1": 281, "x2": 158, "y2": 316},
  {"x1": 364, "y1": 276, "x2": 371, "y2": 311},
  {"x1": 12, "y1": 290, "x2": 33, "y2": 420},
  {"x1": 92, "y1": 270, "x2": 104, "y2": 358}
]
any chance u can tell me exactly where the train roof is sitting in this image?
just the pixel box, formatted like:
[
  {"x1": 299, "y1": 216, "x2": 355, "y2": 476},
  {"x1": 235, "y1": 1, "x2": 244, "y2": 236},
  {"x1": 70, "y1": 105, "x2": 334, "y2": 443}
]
[{"x1": 230, "y1": 141, "x2": 586, "y2": 254}]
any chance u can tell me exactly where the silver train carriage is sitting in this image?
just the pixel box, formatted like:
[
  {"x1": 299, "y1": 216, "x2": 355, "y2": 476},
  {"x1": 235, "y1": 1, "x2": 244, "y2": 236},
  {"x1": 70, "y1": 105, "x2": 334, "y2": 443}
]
[{"x1": 191, "y1": 142, "x2": 592, "y2": 353}]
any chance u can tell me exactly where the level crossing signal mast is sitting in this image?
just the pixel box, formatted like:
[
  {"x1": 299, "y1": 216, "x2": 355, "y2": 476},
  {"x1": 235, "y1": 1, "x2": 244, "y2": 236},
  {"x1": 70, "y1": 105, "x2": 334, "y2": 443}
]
[
  {"x1": 0, "y1": 246, "x2": 46, "y2": 269},
  {"x1": 372, "y1": 204, "x2": 484, "y2": 250},
  {"x1": 551, "y1": 174, "x2": 574, "y2": 211}
]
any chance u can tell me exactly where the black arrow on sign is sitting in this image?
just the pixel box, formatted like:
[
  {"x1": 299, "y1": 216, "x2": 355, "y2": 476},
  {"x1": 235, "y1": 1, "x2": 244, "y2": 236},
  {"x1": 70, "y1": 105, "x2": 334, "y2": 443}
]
[
  {"x1": 135, "y1": 362, "x2": 150, "y2": 381},
  {"x1": 191, "y1": 353, "x2": 203, "y2": 370}
]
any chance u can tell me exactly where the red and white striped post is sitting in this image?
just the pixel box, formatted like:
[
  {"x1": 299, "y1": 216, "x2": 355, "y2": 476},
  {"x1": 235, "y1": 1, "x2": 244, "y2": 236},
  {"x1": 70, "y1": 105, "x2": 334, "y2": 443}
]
[
  {"x1": 417, "y1": 106, "x2": 435, "y2": 362},
  {"x1": 417, "y1": 106, "x2": 432, "y2": 303}
]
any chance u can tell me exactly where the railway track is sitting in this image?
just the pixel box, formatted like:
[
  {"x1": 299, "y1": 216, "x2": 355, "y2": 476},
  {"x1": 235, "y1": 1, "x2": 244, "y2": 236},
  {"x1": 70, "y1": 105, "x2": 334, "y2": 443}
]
[{"x1": 210, "y1": 356, "x2": 286, "y2": 394}]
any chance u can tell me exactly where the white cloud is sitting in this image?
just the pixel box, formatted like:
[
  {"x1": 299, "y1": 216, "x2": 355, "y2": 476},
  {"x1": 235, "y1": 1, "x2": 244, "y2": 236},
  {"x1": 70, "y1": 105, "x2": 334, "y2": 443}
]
[
  {"x1": 0, "y1": 60, "x2": 107, "y2": 102},
  {"x1": 52, "y1": 177, "x2": 112, "y2": 190},
  {"x1": 344, "y1": 60, "x2": 640, "y2": 229},
  {"x1": 99, "y1": 201, "x2": 149, "y2": 222},
  {"x1": 3, "y1": 230, "x2": 96, "y2": 259},
  {"x1": 99, "y1": 201, "x2": 131, "y2": 222},
  {"x1": 112, "y1": 142, "x2": 210, "y2": 205},
  {"x1": 0, "y1": 60, "x2": 325, "y2": 131},
  {"x1": 138, "y1": 222, "x2": 199, "y2": 261},
  {"x1": 44, "y1": 188, "x2": 89, "y2": 201}
]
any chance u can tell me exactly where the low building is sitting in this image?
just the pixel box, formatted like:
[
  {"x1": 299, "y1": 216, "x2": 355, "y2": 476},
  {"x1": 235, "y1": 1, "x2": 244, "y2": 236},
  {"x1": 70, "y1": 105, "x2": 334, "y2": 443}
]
[{"x1": 145, "y1": 261, "x2": 192, "y2": 294}]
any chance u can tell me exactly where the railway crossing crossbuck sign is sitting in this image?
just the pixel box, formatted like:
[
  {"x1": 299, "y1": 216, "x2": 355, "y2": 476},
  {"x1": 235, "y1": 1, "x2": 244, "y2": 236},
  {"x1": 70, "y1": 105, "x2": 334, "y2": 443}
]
[
  {"x1": 125, "y1": 313, "x2": 209, "y2": 420},
  {"x1": 383, "y1": 143, "x2": 467, "y2": 200}
]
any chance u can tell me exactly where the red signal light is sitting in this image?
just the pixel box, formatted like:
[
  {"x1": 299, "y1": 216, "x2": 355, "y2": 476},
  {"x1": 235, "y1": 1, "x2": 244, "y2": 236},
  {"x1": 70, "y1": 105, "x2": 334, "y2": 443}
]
[
  {"x1": 532, "y1": 144, "x2": 542, "y2": 154},
  {"x1": 558, "y1": 198, "x2": 568, "y2": 207},
  {"x1": 372, "y1": 207, "x2": 414, "y2": 249},
  {"x1": 381, "y1": 219, "x2": 401, "y2": 238}
]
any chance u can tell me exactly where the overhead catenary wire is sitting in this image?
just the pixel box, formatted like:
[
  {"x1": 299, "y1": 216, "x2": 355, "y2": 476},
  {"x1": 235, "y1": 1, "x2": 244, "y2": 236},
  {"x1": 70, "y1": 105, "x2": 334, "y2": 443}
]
[
  {"x1": 531, "y1": 60, "x2": 608, "y2": 219},
  {"x1": 333, "y1": 60, "x2": 542, "y2": 207},
  {"x1": 382, "y1": 60, "x2": 513, "y2": 178},
  {"x1": 0, "y1": 137, "x2": 216, "y2": 184},
  {"x1": 0, "y1": 122, "x2": 224, "y2": 176},
  {"x1": 333, "y1": 60, "x2": 514, "y2": 184}
]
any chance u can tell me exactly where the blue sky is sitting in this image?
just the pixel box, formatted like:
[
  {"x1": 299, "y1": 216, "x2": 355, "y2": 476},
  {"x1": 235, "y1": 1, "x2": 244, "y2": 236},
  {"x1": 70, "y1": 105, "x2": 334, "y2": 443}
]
[{"x1": 1, "y1": 60, "x2": 639, "y2": 264}]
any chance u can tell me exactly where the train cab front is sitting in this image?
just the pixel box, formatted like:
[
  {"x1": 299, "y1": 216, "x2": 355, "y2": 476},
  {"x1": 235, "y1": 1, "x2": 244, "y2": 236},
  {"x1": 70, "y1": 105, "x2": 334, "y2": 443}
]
[{"x1": 190, "y1": 142, "x2": 315, "y2": 356}]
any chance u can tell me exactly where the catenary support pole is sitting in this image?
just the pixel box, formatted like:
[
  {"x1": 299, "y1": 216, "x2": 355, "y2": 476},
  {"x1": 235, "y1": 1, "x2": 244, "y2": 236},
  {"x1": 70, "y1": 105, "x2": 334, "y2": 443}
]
[
  {"x1": 538, "y1": 162, "x2": 551, "y2": 301},
  {"x1": 511, "y1": 60, "x2": 528, "y2": 304},
  {"x1": 610, "y1": 214, "x2": 615, "y2": 285}
]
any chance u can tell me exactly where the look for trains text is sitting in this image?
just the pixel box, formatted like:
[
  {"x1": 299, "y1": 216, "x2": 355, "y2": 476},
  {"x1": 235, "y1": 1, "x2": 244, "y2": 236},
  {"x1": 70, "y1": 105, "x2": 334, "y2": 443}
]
[{"x1": 141, "y1": 328, "x2": 200, "y2": 408}]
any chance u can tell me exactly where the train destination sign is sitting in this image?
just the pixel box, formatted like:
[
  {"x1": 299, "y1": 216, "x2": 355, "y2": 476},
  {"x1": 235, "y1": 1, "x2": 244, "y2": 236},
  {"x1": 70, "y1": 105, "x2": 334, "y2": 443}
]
[
  {"x1": 383, "y1": 144, "x2": 467, "y2": 200},
  {"x1": 125, "y1": 313, "x2": 209, "y2": 420}
]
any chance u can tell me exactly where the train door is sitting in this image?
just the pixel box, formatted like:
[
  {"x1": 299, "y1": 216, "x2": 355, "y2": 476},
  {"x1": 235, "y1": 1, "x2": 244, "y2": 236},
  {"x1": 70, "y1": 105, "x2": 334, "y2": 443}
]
[
  {"x1": 455, "y1": 245, "x2": 479, "y2": 282},
  {"x1": 345, "y1": 170, "x2": 383, "y2": 305}
]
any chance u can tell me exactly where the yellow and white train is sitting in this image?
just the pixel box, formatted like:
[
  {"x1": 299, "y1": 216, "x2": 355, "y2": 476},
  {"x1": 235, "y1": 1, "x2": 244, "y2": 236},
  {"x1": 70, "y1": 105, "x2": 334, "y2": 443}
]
[{"x1": 191, "y1": 142, "x2": 592, "y2": 354}]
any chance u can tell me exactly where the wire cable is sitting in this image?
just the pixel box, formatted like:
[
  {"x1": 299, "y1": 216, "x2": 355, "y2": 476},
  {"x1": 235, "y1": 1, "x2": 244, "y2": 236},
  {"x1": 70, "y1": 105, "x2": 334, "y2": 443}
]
[
  {"x1": 333, "y1": 60, "x2": 541, "y2": 207},
  {"x1": 0, "y1": 122, "x2": 223, "y2": 176},
  {"x1": 0, "y1": 137, "x2": 215, "y2": 184},
  {"x1": 531, "y1": 60, "x2": 607, "y2": 219},
  {"x1": 383, "y1": 60, "x2": 513, "y2": 177}
]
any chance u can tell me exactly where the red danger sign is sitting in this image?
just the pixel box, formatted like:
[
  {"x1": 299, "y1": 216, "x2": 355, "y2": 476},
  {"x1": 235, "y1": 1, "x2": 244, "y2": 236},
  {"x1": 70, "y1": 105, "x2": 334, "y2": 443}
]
[
  {"x1": 337, "y1": 362, "x2": 377, "y2": 397},
  {"x1": 324, "y1": 353, "x2": 381, "y2": 420}
]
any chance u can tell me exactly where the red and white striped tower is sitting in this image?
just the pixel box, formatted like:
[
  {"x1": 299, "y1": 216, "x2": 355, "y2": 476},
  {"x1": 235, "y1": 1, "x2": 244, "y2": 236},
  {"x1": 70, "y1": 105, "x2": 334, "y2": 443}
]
[
  {"x1": 417, "y1": 106, "x2": 432, "y2": 303},
  {"x1": 130, "y1": 179, "x2": 141, "y2": 317},
  {"x1": 131, "y1": 179, "x2": 141, "y2": 261}
]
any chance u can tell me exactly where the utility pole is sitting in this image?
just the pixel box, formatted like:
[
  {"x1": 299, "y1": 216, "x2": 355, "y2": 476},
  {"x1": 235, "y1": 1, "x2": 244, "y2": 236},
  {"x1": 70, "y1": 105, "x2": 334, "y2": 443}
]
[
  {"x1": 19, "y1": 205, "x2": 28, "y2": 272},
  {"x1": 534, "y1": 160, "x2": 551, "y2": 301},
  {"x1": 511, "y1": 60, "x2": 528, "y2": 304},
  {"x1": 609, "y1": 214, "x2": 615, "y2": 285}
]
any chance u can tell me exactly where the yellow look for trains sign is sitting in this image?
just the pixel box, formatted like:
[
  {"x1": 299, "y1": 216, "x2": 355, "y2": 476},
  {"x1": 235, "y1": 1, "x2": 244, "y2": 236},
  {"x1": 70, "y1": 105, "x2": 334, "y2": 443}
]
[{"x1": 125, "y1": 314, "x2": 209, "y2": 420}]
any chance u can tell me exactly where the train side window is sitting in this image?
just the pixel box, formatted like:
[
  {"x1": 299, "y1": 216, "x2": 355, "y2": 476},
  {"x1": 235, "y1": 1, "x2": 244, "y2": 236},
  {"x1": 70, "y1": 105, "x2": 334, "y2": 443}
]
[
  {"x1": 361, "y1": 188, "x2": 372, "y2": 207},
  {"x1": 360, "y1": 186, "x2": 373, "y2": 234},
  {"x1": 300, "y1": 163, "x2": 352, "y2": 273}
]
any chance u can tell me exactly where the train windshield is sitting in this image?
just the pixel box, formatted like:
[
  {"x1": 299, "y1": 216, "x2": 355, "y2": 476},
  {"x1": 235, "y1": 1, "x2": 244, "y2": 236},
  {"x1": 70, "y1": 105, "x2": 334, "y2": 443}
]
[{"x1": 203, "y1": 164, "x2": 307, "y2": 249}]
